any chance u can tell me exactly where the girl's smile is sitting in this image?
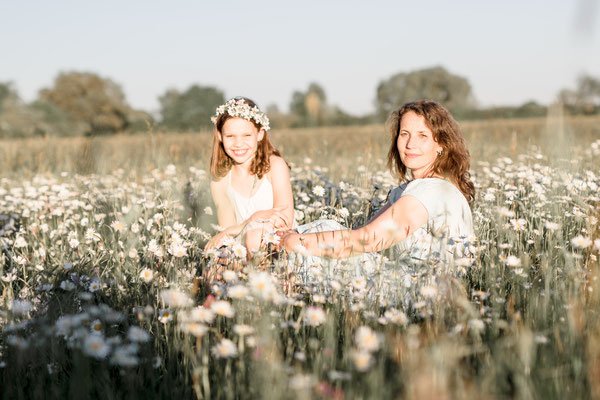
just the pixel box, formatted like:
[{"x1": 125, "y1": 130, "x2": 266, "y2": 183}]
[{"x1": 219, "y1": 117, "x2": 264, "y2": 166}]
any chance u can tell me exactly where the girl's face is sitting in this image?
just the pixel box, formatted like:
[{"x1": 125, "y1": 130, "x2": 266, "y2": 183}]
[
  {"x1": 397, "y1": 111, "x2": 443, "y2": 179},
  {"x1": 219, "y1": 117, "x2": 264, "y2": 167}
]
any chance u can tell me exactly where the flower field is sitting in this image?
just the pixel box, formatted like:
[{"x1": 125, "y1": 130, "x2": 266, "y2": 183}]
[{"x1": 1, "y1": 116, "x2": 600, "y2": 399}]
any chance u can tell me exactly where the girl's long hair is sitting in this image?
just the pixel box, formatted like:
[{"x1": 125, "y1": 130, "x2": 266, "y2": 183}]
[
  {"x1": 210, "y1": 97, "x2": 282, "y2": 179},
  {"x1": 386, "y1": 99, "x2": 475, "y2": 203}
]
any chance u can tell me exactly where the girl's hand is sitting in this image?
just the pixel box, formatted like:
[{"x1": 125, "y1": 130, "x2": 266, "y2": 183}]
[
  {"x1": 205, "y1": 231, "x2": 231, "y2": 251},
  {"x1": 249, "y1": 207, "x2": 291, "y2": 229}
]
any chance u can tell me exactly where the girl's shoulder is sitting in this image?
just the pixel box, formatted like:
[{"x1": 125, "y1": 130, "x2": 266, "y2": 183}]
[
  {"x1": 267, "y1": 155, "x2": 289, "y2": 176},
  {"x1": 269, "y1": 154, "x2": 287, "y2": 168},
  {"x1": 210, "y1": 172, "x2": 230, "y2": 190}
]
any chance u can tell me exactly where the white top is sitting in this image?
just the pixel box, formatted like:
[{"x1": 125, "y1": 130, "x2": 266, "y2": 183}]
[
  {"x1": 387, "y1": 178, "x2": 474, "y2": 261},
  {"x1": 225, "y1": 171, "x2": 274, "y2": 223}
]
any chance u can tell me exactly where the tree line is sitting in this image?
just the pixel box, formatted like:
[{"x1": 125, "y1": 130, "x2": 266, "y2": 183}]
[{"x1": 1, "y1": 66, "x2": 599, "y2": 138}]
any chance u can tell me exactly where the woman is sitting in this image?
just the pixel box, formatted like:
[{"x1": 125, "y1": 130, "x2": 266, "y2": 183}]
[{"x1": 281, "y1": 100, "x2": 475, "y2": 264}]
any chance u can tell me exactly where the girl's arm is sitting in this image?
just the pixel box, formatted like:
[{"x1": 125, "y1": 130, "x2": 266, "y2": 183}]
[
  {"x1": 265, "y1": 155, "x2": 294, "y2": 228},
  {"x1": 282, "y1": 195, "x2": 428, "y2": 258},
  {"x1": 243, "y1": 156, "x2": 294, "y2": 229},
  {"x1": 206, "y1": 180, "x2": 247, "y2": 249}
]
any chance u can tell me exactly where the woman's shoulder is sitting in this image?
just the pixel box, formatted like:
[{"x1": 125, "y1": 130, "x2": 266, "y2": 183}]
[
  {"x1": 404, "y1": 178, "x2": 469, "y2": 209},
  {"x1": 405, "y1": 178, "x2": 459, "y2": 194}
]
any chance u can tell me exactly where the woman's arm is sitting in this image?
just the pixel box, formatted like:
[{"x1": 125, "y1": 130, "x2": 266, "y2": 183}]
[{"x1": 282, "y1": 195, "x2": 428, "y2": 258}]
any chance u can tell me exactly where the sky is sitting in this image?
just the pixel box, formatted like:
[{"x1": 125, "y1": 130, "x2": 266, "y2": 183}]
[{"x1": 1, "y1": 0, "x2": 599, "y2": 116}]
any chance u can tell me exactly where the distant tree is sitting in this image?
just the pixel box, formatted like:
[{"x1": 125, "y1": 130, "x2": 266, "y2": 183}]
[
  {"x1": 289, "y1": 83, "x2": 328, "y2": 127},
  {"x1": 159, "y1": 85, "x2": 225, "y2": 131},
  {"x1": 0, "y1": 82, "x2": 19, "y2": 113},
  {"x1": 558, "y1": 74, "x2": 600, "y2": 115},
  {"x1": 375, "y1": 66, "x2": 475, "y2": 120},
  {"x1": 39, "y1": 71, "x2": 137, "y2": 135}
]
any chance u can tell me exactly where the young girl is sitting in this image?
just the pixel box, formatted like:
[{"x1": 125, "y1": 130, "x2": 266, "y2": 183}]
[{"x1": 205, "y1": 97, "x2": 294, "y2": 253}]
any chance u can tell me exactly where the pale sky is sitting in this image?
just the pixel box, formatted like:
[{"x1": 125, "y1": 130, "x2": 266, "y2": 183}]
[{"x1": 1, "y1": 0, "x2": 598, "y2": 115}]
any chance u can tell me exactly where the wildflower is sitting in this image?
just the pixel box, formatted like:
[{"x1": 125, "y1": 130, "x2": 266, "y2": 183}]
[
  {"x1": 571, "y1": 235, "x2": 593, "y2": 249},
  {"x1": 88, "y1": 279, "x2": 101, "y2": 292},
  {"x1": 338, "y1": 207, "x2": 349, "y2": 218},
  {"x1": 233, "y1": 324, "x2": 255, "y2": 336},
  {"x1": 544, "y1": 221, "x2": 560, "y2": 231},
  {"x1": 13, "y1": 236, "x2": 27, "y2": 248},
  {"x1": 312, "y1": 185, "x2": 325, "y2": 197},
  {"x1": 85, "y1": 228, "x2": 101, "y2": 243},
  {"x1": 510, "y1": 218, "x2": 527, "y2": 231},
  {"x1": 305, "y1": 306, "x2": 326, "y2": 327},
  {"x1": 90, "y1": 319, "x2": 103, "y2": 333},
  {"x1": 497, "y1": 207, "x2": 515, "y2": 218},
  {"x1": 168, "y1": 241, "x2": 187, "y2": 258},
  {"x1": 187, "y1": 306, "x2": 215, "y2": 324},
  {"x1": 420, "y1": 286, "x2": 438, "y2": 299},
  {"x1": 128, "y1": 248, "x2": 139, "y2": 259},
  {"x1": 147, "y1": 239, "x2": 164, "y2": 258},
  {"x1": 211, "y1": 300, "x2": 235, "y2": 318},
  {"x1": 68, "y1": 238, "x2": 80, "y2": 249},
  {"x1": 351, "y1": 350, "x2": 373, "y2": 372},
  {"x1": 212, "y1": 338, "x2": 238, "y2": 358},
  {"x1": 204, "y1": 206, "x2": 213, "y2": 215},
  {"x1": 468, "y1": 319, "x2": 485, "y2": 333},
  {"x1": 110, "y1": 220, "x2": 126, "y2": 233},
  {"x1": 10, "y1": 300, "x2": 33, "y2": 316},
  {"x1": 110, "y1": 344, "x2": 139, "y2": 367},
  {"x1": 139, "y1": 268, "x2": 154, "y2": 283},
  {"x1": 222, "y1": 270, "x2": 238, "y2": 283},
  {"x1": 158, "y1": 309, "x2": 173, "y2": 324},
  {"x1": 384, "y1": 308, "x2": 408, "y2": 325},
  {"x1": 262, "y1": 231, "x2": 280, "y2": 245},
  {"x1": 248, "y1": 271, "x2": 277, "y2": 300},
  {"x1": 60, "y1": 280, "x2": 76, "y2": 291},
  {"x1": 505, "y1": 255, "x2": 522, "y2": 267},
  {"x1": 355, "y1": 326, "x2": 380, "y2": 352},
  {"x1": 179, "y1": 322, "x2": 208, "y2": 337},
  {"x1": 83, "y1": 334, "x2": 110, "y2": 359},
  {"x1": 227, "y1": 285, "x2": 249, "y2": 300},
  {"x1": 128, "y1": 326, "x2": 151, "y2": 343},
  {"x1": 231, "y1": 243, "x2": 247, "y2": 259},
  {"x1": 161, "y1": 289, "x2": 193, "y2": 308}
]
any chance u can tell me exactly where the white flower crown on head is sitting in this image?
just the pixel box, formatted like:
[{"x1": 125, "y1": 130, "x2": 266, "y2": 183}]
[{"x1": 211, "y1": 98, "x2": 271, "y2": 131}]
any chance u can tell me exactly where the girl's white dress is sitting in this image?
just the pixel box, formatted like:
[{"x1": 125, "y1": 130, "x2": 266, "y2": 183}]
[
  {"x1": 288, "y1": 178, "x2": 476, "y2": 307},
  {"x1": 225, "y1": 171, "x2": 273, "y2": 224}
]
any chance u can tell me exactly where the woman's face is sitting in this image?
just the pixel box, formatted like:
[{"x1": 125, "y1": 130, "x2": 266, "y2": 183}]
[
  {"x1": 396, "y1": 111, "x2": 443, "y2": 179},
  {"x1": 219, "y1": 117, "x2": 264, "y2": 166}
]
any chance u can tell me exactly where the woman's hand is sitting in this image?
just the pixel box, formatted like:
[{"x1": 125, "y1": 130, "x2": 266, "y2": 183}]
[{"x1": 277, "y1": 230, "x2": 302, "y2": 252}]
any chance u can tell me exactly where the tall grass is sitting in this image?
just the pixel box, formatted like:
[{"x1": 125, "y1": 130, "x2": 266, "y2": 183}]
[{"x1": 0, "y1": 116, "x2": 599, "y2": 399}]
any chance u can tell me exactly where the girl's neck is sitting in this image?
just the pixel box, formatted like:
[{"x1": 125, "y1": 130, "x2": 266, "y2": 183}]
[{"x1": 230, "y1": 163, "x2": 254, "y2": 177}]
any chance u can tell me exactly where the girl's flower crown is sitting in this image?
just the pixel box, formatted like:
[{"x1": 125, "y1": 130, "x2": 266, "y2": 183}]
[{"x1": 211, "y1": 98, "x2": 271, "y2": 131}]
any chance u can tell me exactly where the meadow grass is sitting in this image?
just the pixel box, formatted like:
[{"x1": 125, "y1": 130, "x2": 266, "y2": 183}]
[{"x1": 0, "y1": 115, "x2": 599, "y2": 399}]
